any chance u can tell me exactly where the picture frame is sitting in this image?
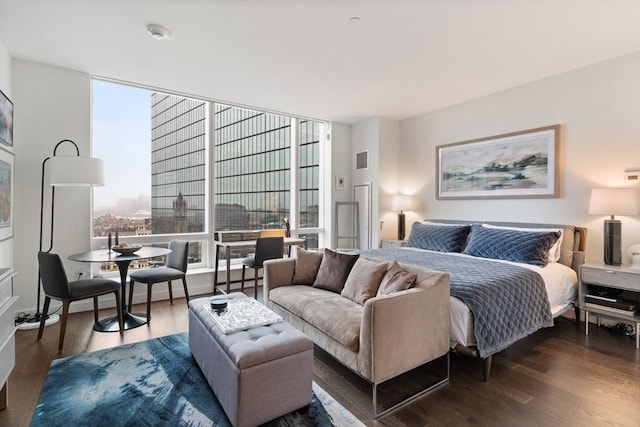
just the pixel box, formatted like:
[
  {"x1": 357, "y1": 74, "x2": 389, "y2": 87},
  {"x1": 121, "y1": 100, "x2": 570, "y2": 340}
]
[
  {"x1": 436, "y1": 125, "x2": 560, "y2": 200},
  {"x1": 0, "y1": 89, "x2": 13, "y2": 147},
  {"x1": 0, "y1": 147, "x2": 14, "y2": 242}
]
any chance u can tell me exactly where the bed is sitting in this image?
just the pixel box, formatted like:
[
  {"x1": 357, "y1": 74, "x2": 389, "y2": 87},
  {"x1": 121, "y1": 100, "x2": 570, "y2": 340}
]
[{"x1": 358, "y1": 219, "x2": 587, "y2": 381}]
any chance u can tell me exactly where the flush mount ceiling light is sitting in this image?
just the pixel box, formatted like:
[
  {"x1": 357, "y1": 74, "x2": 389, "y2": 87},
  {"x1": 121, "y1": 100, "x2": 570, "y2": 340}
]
[{"x1": 146, "y1": 24, "x2": 172, "y2": 40}]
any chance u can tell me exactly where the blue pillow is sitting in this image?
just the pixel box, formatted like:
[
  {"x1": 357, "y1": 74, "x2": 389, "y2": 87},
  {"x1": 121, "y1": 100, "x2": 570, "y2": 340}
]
[
  {"x1": 463, "y1": 224, "x2": 561, "y2": 266},
  {"x1": 405, "y1": 222, "x2": 471, "y2": 252}
]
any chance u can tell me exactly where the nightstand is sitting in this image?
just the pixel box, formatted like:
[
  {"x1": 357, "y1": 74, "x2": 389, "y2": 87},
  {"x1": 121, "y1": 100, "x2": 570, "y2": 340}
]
[
  {"x1": 380, "y1": 239, "x2": 406, "y2": 248},
  {"x1": 579, "y1": 263, "x2": 640, "y2": 349}
]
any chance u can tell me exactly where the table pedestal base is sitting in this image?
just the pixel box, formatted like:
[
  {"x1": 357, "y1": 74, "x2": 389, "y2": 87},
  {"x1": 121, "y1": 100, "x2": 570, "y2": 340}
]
[{"x1": 93, "y1": 312, "x2": 148, "y2": 332}]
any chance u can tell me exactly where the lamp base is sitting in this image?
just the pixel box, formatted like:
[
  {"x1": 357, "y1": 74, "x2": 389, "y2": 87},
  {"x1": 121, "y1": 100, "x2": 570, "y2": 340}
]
[
  {"x1": 603, "y1": 219, "x2": 622, "y2": 266},
  {"x1": 397, "y1": 212, "x2": 406, "y2": 241},
  {"x1": 16, "y1": 313, "x2": 60, "y2": 331}
]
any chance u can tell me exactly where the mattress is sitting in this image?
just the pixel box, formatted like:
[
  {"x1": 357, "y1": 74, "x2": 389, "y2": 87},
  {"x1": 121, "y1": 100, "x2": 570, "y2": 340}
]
[{"x1": 450, "y1": 258, "x2": 578, "y2": 347}]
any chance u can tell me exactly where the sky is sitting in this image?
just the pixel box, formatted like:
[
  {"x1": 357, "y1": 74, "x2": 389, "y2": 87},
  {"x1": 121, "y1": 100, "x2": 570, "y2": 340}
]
[{"x1": 92, "y1": 80, "x2": 151, "y2": 209}]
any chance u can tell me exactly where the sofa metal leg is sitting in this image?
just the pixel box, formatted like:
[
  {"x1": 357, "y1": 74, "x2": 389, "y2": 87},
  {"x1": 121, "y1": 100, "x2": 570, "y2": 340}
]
[{"x1": 372, "y1": 353, "x2": 449, "y2": 419}]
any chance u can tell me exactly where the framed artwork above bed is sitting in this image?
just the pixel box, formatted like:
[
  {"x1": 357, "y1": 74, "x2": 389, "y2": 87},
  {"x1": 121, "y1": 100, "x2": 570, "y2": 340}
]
[{"x1": 436, "y1": 125, "x2": 560, "y2": 200}]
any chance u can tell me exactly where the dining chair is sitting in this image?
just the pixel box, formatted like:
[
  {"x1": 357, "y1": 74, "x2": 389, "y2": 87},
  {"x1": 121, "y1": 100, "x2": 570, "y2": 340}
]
[
  {"x1": 37, "y1": 251, "x2": 124, "y2": 352},
  {"x1": 127, "y1": 240, "x2": 189, "y2": 321},
  {"x1": 241, "y1": 236, "x2": 284, "y2": 298}
]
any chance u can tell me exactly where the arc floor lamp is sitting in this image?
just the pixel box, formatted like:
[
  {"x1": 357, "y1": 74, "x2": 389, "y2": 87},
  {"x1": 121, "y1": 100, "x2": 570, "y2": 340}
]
[{"x1": 18, "y1": 139, "x2": 104, "y2": 330}]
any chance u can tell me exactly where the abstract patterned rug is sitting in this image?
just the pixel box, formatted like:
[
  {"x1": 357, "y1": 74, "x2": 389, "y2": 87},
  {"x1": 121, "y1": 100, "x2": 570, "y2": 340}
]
[{"x1": 30, "y1": 333, "x2": 364, "y2": 427}]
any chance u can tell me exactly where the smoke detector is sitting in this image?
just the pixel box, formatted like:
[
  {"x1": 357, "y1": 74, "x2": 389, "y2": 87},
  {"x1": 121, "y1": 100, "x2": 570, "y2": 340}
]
[{"x1": 147, "y1": 24, "x2": 172, "y2": 40}]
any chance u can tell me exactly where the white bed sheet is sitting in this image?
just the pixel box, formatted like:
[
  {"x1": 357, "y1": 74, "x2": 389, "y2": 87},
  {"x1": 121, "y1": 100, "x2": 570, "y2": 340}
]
[{"x1": 449, "y1": 257, "x2": 578, "y2": 347}]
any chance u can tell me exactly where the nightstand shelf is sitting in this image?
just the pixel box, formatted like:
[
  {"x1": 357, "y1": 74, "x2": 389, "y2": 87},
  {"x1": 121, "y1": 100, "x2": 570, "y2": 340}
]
[
  {"x1": 380, "y1": 239, "x2": 406, "y2": 249},
  {"x1": 579, "y1": 263, "x2": 640, "y2": 349}
]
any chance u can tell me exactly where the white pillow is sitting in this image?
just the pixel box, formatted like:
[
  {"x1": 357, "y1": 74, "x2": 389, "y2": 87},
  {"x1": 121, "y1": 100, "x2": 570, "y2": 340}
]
[{"x1": 481, "y1": 223, "x2": 563, "y2": 263}]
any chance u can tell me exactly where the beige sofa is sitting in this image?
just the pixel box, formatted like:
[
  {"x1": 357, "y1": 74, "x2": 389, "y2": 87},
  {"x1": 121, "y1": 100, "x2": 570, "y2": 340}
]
[{"x1": 263, "y1": 256, "x2": 450, "y2": 416}]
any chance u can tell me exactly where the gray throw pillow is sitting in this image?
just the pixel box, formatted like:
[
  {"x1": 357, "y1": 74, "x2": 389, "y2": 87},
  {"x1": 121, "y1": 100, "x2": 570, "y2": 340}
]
[
  {"x1": 376, "y1": 261, "x2": 417, "y2": 296},
  {"x1": 312, "y1": 248, "x2": 359, "y2": 293},
  {"x1": 292, "y1": 247, "x2": 324, "y2": 285},
  {"x1": 341, "y1": 257, "x2": 389, "y2": 305}
]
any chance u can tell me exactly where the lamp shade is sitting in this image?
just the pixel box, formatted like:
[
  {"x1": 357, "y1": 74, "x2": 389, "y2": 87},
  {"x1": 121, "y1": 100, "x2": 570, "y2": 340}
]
[
  {"x1": 588, "y1": 188, "x2": 638, "y2": 217},
  {"x1": 391, "y1": 194, "x2": 414, "y2": 212},
  {"x1": 47, "y1": 156, "x2": 105, "y2": 187}
]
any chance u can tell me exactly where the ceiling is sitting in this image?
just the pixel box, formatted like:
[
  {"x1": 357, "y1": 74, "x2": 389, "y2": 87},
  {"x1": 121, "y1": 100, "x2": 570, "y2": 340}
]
[{"x1": 1, "y1": 0, "x2": 639, "y2": 124}]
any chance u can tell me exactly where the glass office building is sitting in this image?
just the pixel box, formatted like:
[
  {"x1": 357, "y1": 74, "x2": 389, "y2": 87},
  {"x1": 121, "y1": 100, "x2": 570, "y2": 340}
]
[{"x1": 150, "y1": 93, "x2": 207, "y2": 234}]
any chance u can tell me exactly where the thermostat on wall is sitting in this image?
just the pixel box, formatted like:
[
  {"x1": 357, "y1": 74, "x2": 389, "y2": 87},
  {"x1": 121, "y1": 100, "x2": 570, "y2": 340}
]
[{"x1": 624, "y1": 167, "x2": 640, "y2": 183}]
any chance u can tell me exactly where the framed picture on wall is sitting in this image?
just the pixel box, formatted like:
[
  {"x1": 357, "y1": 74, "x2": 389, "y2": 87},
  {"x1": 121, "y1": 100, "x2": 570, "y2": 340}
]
[
  {"x1": 436, "y1": 125, "x2": 560, "y2": 200},
  {"x1": 0, "y1": 147, "x2": 14, "y2": 242},
  {"x1": 0, "y1": 89, "x2": 13, "y2": 147}
]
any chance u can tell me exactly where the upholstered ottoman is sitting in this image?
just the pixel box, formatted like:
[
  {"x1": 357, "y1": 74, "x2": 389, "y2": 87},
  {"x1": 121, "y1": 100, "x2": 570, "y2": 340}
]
[{"x1": 188, "y1": 293, "x2": 313, "y2": 427}]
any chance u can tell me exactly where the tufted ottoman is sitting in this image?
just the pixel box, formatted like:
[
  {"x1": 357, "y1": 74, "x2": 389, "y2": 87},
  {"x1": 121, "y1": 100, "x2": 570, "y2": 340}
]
[{"x1": 188, "y1": 293, "x2": 313, "y2": 427}]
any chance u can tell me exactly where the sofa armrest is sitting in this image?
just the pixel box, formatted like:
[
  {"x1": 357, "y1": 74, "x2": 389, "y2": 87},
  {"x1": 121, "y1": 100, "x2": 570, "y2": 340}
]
[
  {"x1": 263, "y1": 258, "x2": 296, "y2": 304},
  {"x1": 361, "y1": 269, "x2": 450, "y2": 383}
]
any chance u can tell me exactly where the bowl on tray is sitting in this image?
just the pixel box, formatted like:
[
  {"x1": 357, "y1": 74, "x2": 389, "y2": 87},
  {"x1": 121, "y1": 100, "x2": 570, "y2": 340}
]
[{"x1": 111, "y1": 244, "x2": 142, "y2": 255}]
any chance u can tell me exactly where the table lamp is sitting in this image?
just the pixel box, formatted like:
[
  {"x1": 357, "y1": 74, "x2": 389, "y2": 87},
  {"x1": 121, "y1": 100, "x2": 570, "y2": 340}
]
[
  {"x1": 18, "y1": 140, "x2": 104, "y2": 330},
  {"x1": 588, "y1": 188, "x2": 639, "y2": 265},
  {"x1": 391, "y1": 194, "x2": 414, "y2": 240}
]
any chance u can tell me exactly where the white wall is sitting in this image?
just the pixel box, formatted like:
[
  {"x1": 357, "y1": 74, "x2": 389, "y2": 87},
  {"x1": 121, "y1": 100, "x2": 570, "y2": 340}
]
[
  {"x1": 0, "y1": 40, "x2": 13, "y2": 269},
  {"x1": 12, "y1": 60, "x2": 93, "y2": 313},
  {"x1": 399, "y1": 52, "x2": 640, "y2": 264}
]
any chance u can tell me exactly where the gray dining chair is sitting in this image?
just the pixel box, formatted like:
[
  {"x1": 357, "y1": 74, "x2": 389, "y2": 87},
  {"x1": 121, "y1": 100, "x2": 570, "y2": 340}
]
[
  {"x1": 127, "y1": 240, "x2": 189, "y2": 321},
  {"x1": 241, "y1": 236, "x2": 284, "y2": 298},
  {"x1": 37, "y1": 251, "x2": 124, "y2": 352}
]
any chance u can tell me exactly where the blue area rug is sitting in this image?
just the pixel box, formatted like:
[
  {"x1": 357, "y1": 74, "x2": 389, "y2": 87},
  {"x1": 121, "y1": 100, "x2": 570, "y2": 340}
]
[{"x1": 30, "y1": 333, "x2": 363, "y2": 427}]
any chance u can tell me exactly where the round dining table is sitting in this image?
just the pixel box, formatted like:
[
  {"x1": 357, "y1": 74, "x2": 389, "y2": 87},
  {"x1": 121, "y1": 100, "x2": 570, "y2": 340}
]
[{"x1": 68, "y1": 247, "x2": 171, "y2": 332}]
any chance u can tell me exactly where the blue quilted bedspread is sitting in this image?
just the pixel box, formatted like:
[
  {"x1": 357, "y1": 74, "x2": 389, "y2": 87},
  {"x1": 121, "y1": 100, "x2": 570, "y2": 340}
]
[{"x1": 357, "y1": 248, "x2": 553, "y2": 358}]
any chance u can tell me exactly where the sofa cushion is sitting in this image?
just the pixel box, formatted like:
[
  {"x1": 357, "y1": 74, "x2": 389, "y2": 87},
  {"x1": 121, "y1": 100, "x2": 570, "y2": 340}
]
[
  {"x1": 313, "y1": 249, "x2": 359, "y2": 293},
  {"x1": 270, "y1": 286, "x2": 362, "y2": 352},
  {"x1": 269, "y1": 285, "x2": 333, "y2": 318},
  {"x1": 376, "y1": 261, "x2": 417, "y2": 296},
  {"x1": 301, "y1": 295, "x2": 363, "y2": 352},
  {"x1": 292, "y1": 247, "x2": 323, "y2": 285},
  {"x1": 341, "y1": 257, "x2": 388, "y2": 305}
]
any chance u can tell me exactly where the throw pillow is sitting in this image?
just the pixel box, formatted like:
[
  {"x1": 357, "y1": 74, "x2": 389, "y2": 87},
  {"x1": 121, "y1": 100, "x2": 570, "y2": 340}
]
[
  {"x1": 405, "y1": 222, "x2": 471, "y2": 252},
  {"x1": 292, "y1": 247, "x2": 324, "y2": 285},
  {"x1": 463, "y1": 223, "x2": 561, "y2": 267},
  {"x1": 313, "y1": 248, "x2": 359, "y2": 293},
  {"x1": 341, "y1": 257, "x2": 389, "y2": 305},
  {"x1": 376, "y1": 261, "x2": 417, "y2": 296}
]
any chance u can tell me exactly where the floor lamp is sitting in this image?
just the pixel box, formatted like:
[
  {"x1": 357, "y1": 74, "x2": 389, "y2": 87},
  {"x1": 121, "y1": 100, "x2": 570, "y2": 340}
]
[
  {"x1": 19, "y1": 139, "x2": 104, "y2": 330},
  {"x1": 588, "y1": 188, "x2": 639, "y2": 266}
]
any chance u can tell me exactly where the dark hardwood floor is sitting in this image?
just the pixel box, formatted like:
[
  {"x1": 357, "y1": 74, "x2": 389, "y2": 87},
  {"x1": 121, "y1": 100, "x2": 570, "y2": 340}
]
[{"x1": 2, "y1": 290, "x2": 639, "y2": 427}]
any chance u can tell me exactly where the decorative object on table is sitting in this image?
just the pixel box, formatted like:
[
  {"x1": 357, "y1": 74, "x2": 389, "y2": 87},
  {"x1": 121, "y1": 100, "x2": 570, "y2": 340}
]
[
  {"x1": 629, "y1": 244, "x2": 640, "y2": 269},
  {"x1": 204, "y1": 297, "x2": 282, "y2": 334},
  {"x1": 436, "y1": 125, "x2": 560, "y2": 199},
  {"x1": 107, "y1": 231, "x2": 112, "y2": 253},
  {"x1": 111, "y1": 243, "x2": 142, "y2": 255},
  {"x1": 30, "y1": 333, "x2": 362, "y2": 427},
  {"x1": 209, "y1": 297, "x2": 228, "y2": 312},
  {"x1": 115, "y1": 230, "x2": 119, "y2": 246},
  {"x1": 391, "y1": 194, "x2": 414, "y2": 240},
  {"x1": 18, "y1": 139, "x2": 104, "y2": 331},
  {"x1": 588, "y1": 188, "x2": 639, "y2": 266},
  {"x1": 283, "y1": 216, "x2": 291, "y2": 237},
  {"x1": 0, "y1": 89, "x2": 12, "y2": 147},
  {"x1": 0, "y1": 147, "x2": 14, "y2": 242}
]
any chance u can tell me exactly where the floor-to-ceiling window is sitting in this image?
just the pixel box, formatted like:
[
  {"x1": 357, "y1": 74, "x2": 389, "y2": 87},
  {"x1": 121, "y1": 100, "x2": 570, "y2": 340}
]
[{"x1": 92, "y1": 79, "x2": 325, "y2": 272}]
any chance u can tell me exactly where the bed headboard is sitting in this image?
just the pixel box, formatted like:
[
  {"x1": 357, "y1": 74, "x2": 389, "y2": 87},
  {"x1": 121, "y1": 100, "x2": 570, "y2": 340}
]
[{"x1": 426, "y1": 219, "x2": 587, "y2": 271}]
